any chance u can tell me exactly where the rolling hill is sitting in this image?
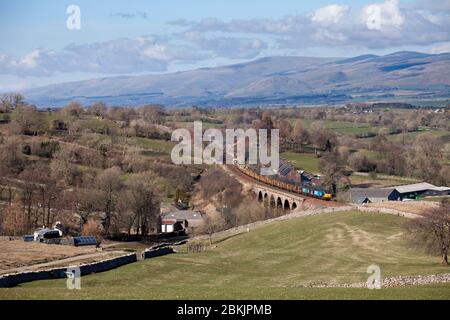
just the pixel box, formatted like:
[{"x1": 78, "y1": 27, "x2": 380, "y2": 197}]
[{"x1": 23, "y1": 51, "x2": 450, "y2": 107}]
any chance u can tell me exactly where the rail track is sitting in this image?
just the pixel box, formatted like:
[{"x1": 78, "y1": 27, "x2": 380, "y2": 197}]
[{"x1": 225, "y1": 165, "x2": 344, "y2": 208}]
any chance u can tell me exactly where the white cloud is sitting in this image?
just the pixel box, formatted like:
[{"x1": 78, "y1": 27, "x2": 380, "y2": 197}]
[
  {"x1": 429, "y1": 42, "x2": 450, "y2": 54},
  {"x1": 364, "y1": 0, "x2": 405, "y2": 30},
  {"x1": 110, "y1": 11, "x2": 147, "y2": 19},
  {"x1": 176, "y1": 0, "x2": 449, "y2": 50},
  {"x1": 311, "y1": 4, "x2": 350, "y2": 24},
  {"x1": 0, "y1": 33, "x2": 267, "y2": 77},
  {"x1": 0, "y1": 36, "x2": 204, "y2": 76},
  {"x1": 181, "y1": 32, "x2": 267, "y2": 59},
  {"x1": 1, "y1": 0, "x2": 449, "y2": 78},
  {"x1": 19, "y1": 49, "x2": 40, "y2": 68}
]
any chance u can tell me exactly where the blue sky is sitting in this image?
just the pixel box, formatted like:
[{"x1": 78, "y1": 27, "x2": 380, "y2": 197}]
[{"x1": 0, "y1": 0, "x2": 449, "y2": 92}]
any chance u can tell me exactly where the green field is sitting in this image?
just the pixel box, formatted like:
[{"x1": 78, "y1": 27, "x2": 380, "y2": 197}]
[
  {"x1": 423, "y1": 196, "x2": 450, "y2": 202},
  {"x1": 0, "y1": 113, "x2": 10, "y2": 122},
  {"x1": 281, "y1": 152, "x2": 320, "y2": 173},
  {"x1": 167, "y1": 120, "x2": 224, "y2": 129},
  {"x1": 350, "y1": 172, "x2": 420, "y2": 188},
  {"x1": 288, "y1": 119, "x2": 380, "y2": 136},
  {"x1": 360, "y1": 127, "x2": 450, "y2": 142},
  {"x1": 132, "y1": 137, "x2": 174, "y2": 154},
  {"x1": 2, "y1": 211, "x2": 449, "y2": 300}
]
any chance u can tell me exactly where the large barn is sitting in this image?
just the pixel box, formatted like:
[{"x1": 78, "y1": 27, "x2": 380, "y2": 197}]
[
  {"x1": 348, "y1": 182, "x2": 450, "y2": 204},
  {"x1": 391, "y1": 182, "x2": 450, "y2": 200},
  {"x1": 348, "y1": 188, "x2": 401, "y2": 204}
]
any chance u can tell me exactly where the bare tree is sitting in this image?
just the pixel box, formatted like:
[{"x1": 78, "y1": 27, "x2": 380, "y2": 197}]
[
  {"x1": 63, "y1": 101, "x2": 84, "y2": 117},
  {"x1": 406, "y1": 200, "x2": 450, "y2": 265},
  {"x1": 200, "y1": 214, "x2": 226, "y2": 245},
  {"x1": 88, "y1": 101, "x2": 107, "y2": 118},
  {"x1": 0, "y1": 93, "x2": 24, "y2": 111},
  {"x1": 406, "y1": 133, "x2": 443, "y2": 184},
  {"x1": 18, "y1": 168, "x2": 40, "y2": 228},
  {"x1": 73, "y1": 188, "x2": 101, "y2": 225},
  {"x1": 0, "y1": 136, "x2": 24, "y2": 173},
  {"x1": 291, "y1": 120, "x2": 310, "y2": 148},
  {"x1": 319, "y1": 151, "x2": 349, "y2": 194},
  {"x1": 126, "y1": 171, "x2": 162, "y2": 235},
  {"x1": 37, "y1": 178, "x2": 61, "y2": 228},
  {"x1": 95, "y1": 166, "x2": 123, "y2": 235},
  {"x1": 277, "y1": 119, "x2": 292, "y2": 144},
  {"x1": 10, "y1": 105, "x2": 47, "y2": 135},
  {"x1": 310, "y1": 121, "x2": 337, "y2": 152},
  {"x1": 1, "y1": 200, "x2": 28, "y2": 236}
]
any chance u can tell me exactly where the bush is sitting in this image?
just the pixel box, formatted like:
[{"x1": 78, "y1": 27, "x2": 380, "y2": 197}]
[
  {"x1": 39, "y1": 141, "x2": 60, "y2": 158},
  {"x1": 81, "y1": 220, "x2": 104, "y2": 245},
  {"x1": 348, "y1": 152, "x2": 376, "y2": 172}
]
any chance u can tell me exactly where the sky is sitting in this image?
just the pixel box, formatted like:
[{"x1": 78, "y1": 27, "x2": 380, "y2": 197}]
[{"x1": 0, "y1": 0, "x2": 449, "y2": 92}]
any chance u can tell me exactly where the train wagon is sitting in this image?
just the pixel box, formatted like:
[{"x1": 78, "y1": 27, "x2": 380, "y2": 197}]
[{"x1": 239, "y1": 165, "x2": 334, "y2": 201}]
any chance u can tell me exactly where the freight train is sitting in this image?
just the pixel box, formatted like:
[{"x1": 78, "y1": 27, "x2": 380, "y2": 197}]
[{"x1": 237, "y1": 165, "x2": 334, "y2": 201}]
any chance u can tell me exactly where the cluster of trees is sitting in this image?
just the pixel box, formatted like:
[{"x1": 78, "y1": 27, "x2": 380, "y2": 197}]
[
  {"x1": 313, "y1": 132, "x2": 449, "y2": 194},
  {"x1": 0, "y1": 95, "x2": 199, "y2": 237},
  {"x1": 0, "y1": 159, "x2": 165, "y2": 237},
  {"x1": 1, "y1": 93, "x2": 448, "y2": 240},
  {"x1": 364, "y1": 133, "x2": 449, "y2": 185}
]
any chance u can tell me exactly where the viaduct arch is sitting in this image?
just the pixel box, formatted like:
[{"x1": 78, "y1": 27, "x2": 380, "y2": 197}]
[{"x1": 255, "y1": 186, "x2": 303, "y2": 211}]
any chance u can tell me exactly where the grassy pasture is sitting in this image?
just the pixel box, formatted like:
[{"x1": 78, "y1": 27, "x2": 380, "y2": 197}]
[
  {"x1": 2, "y1": 211, "x2": 449, "y2": 300},
  {"x1": 132, "y1": 137, "x2": 174, "y2": 154},
  {"x1": 287, "y1": 119, "x2": 380, "y2": 136},
  {"x1": 280, "y1": 152, "x2": 320, "y2": 173}
]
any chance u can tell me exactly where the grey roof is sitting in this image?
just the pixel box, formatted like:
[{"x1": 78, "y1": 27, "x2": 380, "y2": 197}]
[
  {"x1": 162, "y1": 210, "x2": 203, "y2": 221},
  {"x1": 353, "y1": 197, "x2": 370, "y2": 204},
  {"x1": 391, "y1": 182, "x2": 450, "y2": 194},
  {"x1": 278, "y1": 160, "x2": 294, "y2": 177},
  {"x1": 33, "y1": 228, "x2": 62, "y2": 236},
  {"x1": 34, "y1": 228, "x2": 54, "y2": 234},
  {"x1": 349, "y1": 188, "x2": 396, "y2": 200}
]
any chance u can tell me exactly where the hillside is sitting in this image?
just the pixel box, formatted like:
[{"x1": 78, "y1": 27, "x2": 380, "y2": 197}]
[
  {"x1": 23, "y1": 51, "x2": 450, "y2": 107},
  {"x1": 2, "y1": 211, "x2": 449, "y2": 299}
]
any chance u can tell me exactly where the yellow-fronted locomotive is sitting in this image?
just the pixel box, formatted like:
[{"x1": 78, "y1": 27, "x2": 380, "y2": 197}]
[{"x1": 237, "y1": 165, "x2": 333, "y2": 201}]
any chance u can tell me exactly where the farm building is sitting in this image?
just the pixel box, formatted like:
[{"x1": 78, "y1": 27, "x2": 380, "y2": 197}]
[
  {"x1": 33, "y1": 227, "x2": 62, "y2": 242},
  {"x1": 348, "y1": 188, "x2": 401, "y2": 204},
  {"x1": 277, "y1": 160, "x2": 301, "y2": 184},
  {"x1": 276, "y1": 160, "x2": 320, "y2": 186},
  {"x1": 161, "y1": 210, "x2": 204, "y2": 234},
  {"x1": 391, "y1": 182, "x2": 450, "y2": 200}
]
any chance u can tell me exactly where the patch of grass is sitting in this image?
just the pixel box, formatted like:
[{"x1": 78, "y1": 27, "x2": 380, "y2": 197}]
[
  {"x1": 350, "y1": 172, "x2": 420, "y2": 188},
  {"x1": 167, "y1": 120, "x2": 223, "y2": 129},
  {"x1": 361, "y1": 128, "x2": 449, "y2": 144},
  {"x1": 422, "y1": 196, "x2": 450, "y2": 202},
  {"x1": 0, "y1": 113, "x2": 11, "y2": 122},
  {"x1": 281, "y1": 152, "x2": 320, "y2": 173},
  {"x1": 2, "y1": 211, "x2": 449, "y2": 300},
  {"x1": 131, "y1": 137, "x2": 174, "y2": 154},
  {"x1": 287, "y1": 119, "x2": 380, "y2": 136},
  {"x1": 2, "y1": 283, "x2": 450, "y2": 300},
  {"x1": 103, "y1": 242, "x2": 149, "y2": 252},
  {"x1": 387, "y1": 129, "x2": 449, "y2": 142}
]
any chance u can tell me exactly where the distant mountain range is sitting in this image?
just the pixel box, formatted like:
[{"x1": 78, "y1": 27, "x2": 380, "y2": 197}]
[{"x1": 24, "y1": 51, "x2": 450, "y2": 107}]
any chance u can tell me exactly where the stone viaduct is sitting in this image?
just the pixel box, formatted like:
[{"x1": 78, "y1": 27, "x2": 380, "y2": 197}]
[{"x1": 253, "y1": 185, "x2": 305, "y2": 210}]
